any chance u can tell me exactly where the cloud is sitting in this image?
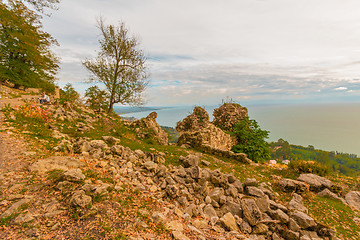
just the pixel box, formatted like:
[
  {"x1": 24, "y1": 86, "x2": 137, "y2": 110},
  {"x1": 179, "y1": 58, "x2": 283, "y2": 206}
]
[{"x1": 335, "y1": 87, "x2": 348, "y2": 91}]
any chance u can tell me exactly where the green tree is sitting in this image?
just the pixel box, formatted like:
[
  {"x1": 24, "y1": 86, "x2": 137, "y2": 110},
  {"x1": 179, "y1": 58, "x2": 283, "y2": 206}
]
[
  {"x1": 232, "y1": 117, "x2": 271, "y2": 162},
  {"x1": 60, "y1": 83, "x2": 79, "y2": 103},
  {"x1": 0, "y1": 0, "x2": 59, "y2": 91},
  {"x1": 83, "y1": 18, "x2": 149, "y2": 114},
  {"x1": 85, "y1": 85, "x2": 109, "y2": 111}
]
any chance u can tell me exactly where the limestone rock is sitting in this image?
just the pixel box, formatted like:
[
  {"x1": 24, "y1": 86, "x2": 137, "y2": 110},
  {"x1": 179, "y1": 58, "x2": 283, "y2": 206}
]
[
  {"x1": 62, "y1": 168, "x2": 85, "y2": 182},
  {"x1": 172, "y1": 230, "x2": 190, "y2": 240},
  {"x1": 345, "y1": 191, "x2": 360, "y2": 211},
  {"x1": 180, "y1": 154, "x2": 200, "y2": 168},
  {"x1": 297, "y1": 173, "x2": 333, "y2": 192},
  {"x1": 220, "y1": 212, "x2": 239, "y2": 231},
  {"x1": 101, "y1": 136, "x2": 120, "y2": 145},
  {"x1": 14, "y1": 213, "x2": 34, "y2": 224},
  {"x1": 278, "y1": 178, "x2": 309, "y2": 193},
  {"x1": 289, "y1": 193, "x2": 308, "y2": 213},
  {"x1": 241, "y1": 197, "x2": 262, "y2": 226},
  {"x1": 151, "y1": 212, "x2": 166, "y2": 225},
  {"x1": 289, "y1": 210, "x2": 316, "y2": 229},
  {"x1": 317, "y1": 188, "x2": 347, "y2": 205},
  {"x1": 70, "y1": 190, "x2": 92, "y2": 208},
  {"x1": 203, "y1": 204, "x2": 218, "y2": 219},
  {"x1": 212, "y1": 103, "x2": 248, "y2": 131},
  {"x1": 29, "y1": 156, "x2": 84, "y2": 173},
  {"x1": 1, "y1": 198, "x2": 30, "y2": 218}
]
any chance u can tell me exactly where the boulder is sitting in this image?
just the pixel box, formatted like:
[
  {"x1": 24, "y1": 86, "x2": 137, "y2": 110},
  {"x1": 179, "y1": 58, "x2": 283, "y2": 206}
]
[
  {"x1": 345, "y1": 191, "x2": 360, "y2": 211},
  {"x1": 220, "y1": 212, "x2": 239, "y2": 231},
  {"x1": 297, "y1": 173, "x2": 332, "y2": 192},
  {"x1": 278, "y1": 178, "x2": 309, "y2": 193},
  {"x1": 62, "y1": 168, "x2": 85, "y2": 182},
  {"x1": 317, "y1": 188, "x2": 347, "y2": 205},
  {"x1": 241, "y1": 197, "x2": 262, "y2": 226},
  {"x1": 289, "y1": 193, "x2": 308, "y2": 213},
  {"x1": 70, "y1": 190, "x2": 92, "y2": 208},
  {"x1": 29, "y1": 156, "x2": 85, "y2": 173},
  {"x1": 180, "y1": 154, "x2": 200, "y2": 168},
  {"x1": 1, "y1": 198, "x2": 30, "y2": 218},
  {"x1": 289, "y1": 210, "x2": 316, "y2": 229}
]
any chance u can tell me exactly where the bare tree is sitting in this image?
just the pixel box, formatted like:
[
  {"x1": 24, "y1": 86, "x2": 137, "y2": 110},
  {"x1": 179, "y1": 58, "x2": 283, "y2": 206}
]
[{"x1": 83, "y1": 18, "x2": 149, "y2": 113}]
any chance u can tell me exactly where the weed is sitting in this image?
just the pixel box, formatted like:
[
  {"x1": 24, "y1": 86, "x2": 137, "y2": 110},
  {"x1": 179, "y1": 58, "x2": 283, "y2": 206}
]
[{"x1": 46, "y1": 169, "x2": 64, "y2": 182}]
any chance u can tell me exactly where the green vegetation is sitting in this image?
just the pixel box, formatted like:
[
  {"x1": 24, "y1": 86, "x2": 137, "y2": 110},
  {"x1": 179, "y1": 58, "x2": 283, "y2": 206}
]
[
  {"x1": 60, "y1": 83, "x2": 80, "y2": 104},
  {"x1": 85, "y1": 85, "x2": 109, "y2": 112},
  {"x1": 271, "y1": 139, "x2": 360, "y2": 176},
  {"x1": 0, "y1": 0, "x2": 59, "y2": 92},
  {"x1": 288, "y1": 160, "x2": 330, "y2": 176},
  {"x1": 231, "y1": 116, "x2": 271, "y2": 163}
]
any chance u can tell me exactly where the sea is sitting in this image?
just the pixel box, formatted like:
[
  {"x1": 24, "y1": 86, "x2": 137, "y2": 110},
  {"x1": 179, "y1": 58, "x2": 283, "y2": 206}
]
[{"x1": 116, "y1": 103, "x2": 360, "y2": 156}]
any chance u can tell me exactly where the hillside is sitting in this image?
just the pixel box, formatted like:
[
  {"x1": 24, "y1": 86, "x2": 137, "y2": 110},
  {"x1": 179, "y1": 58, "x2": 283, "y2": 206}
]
[{"x1": 1, "y1": 85, "x2": 360, "y2": 239}]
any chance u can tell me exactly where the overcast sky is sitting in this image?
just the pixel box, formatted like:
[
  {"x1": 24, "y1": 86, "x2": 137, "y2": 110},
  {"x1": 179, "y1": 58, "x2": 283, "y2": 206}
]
[{"x1": 42, "y1": 0, "x2": 360, "y2": 106}]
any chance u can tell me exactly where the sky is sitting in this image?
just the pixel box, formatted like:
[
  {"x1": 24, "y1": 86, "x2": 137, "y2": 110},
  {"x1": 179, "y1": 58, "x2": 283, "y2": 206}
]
[{"x1": 41, "y1": 0, "x2": 360, "y2": 106}]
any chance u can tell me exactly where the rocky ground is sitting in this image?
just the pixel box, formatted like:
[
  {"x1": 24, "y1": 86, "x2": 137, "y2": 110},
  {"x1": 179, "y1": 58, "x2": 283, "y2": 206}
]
[{"x1": 1, "y1": 85, "x2": 360, "y2": 240}]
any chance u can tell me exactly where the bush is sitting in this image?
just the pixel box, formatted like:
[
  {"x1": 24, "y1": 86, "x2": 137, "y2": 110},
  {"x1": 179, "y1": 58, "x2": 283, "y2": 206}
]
[
  {"x1": 288, "y1": 160, "x2": 330, "y2": 176},
  {"x1": 60, "y1": 83, "x2": 80, "y2": 104},
  {"x1": 231, "y1": 116, "x2": 270, "y2": 163},
  {"x1": 85, "y1": 85, "x2": 109, "y2": 111}
]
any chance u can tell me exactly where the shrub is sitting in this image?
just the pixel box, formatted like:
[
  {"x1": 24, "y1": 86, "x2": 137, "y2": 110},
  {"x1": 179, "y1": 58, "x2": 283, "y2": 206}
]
[
  {"x1": 84, "y1": 85, "x2": 109, "y2": 111},
  {"x1": 288, "y1": 160, "x2": 330, "y2": 176},
  {"x1": 231, "y1": 116, "x2": 270, "y2": 163},
  {"x1": 60, "y1": 83, "x2": 80, "y2": 104}
]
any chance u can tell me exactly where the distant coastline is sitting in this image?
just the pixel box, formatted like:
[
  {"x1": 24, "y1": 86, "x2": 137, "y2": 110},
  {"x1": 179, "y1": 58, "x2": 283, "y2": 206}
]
[{"x1": 117, "y1": 103, "x2": 360, "y2": 156}]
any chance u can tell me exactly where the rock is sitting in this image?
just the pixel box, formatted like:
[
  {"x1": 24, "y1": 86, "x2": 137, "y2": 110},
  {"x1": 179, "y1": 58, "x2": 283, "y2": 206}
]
[
  {"x1": 151, "y1": 212, "x2": 166, "y2": 225},
  {"x1": 203, "y1": 204, "x2": 218, "y2": 219},
  {"x1": 70, "y1": 190, "x2": 92, "y2": 208},
  {"x1": 131, "y1": 112, "x2": 168, "y2": 145},
  {"x1": 241, "y1": 197, "x2": 262, "y2": 226},
  {"x1": 201, "y1": 160, "x2": 210, "y2": 166},
  {"x1": 268, "y1": 209, "x2": 289, "y2": 223},
  {"x1": 143, "y1": 161, "x2": 159, "y2": 172},
  {"x1": 252, "y1": 223, "x2": 268, "y2": 234},
  {"x1": 290, "y1": 210, "x2": 316, "y2": 229},
  {"x1": 29, "y1": 156, "x2": 85, "y2": 173},
  {"x1": 246, "y1": 186, "x2": 266, "y2": 198},
  {"x1": 166, "y1": 221, "x2": 183, "y2": 231},
  {"x1": 345, "y1": 191, "x2": 360, "y2": 211},
  {"x1": 289, "y1": 193, "x2": 308, "y2": 213},
  {"x1": 1, "y1": 198, "x2": 29, "y2": 218},
  {"x1": 237, "y1": 217, "x2": 252, "y2": 234},
  {"x1": 172, "y1": 230, "x2": 190, "y2": 240},
  {"x1": 14, "y1": 213, "x2": 34, "y2": 224},
  {"x1": 101, "y1": 136, "x2": 120, "y2": 145},
  {"x1": 278, "y1": 178, "x2": 309, "y2": 193},
  {"x1": 297, "y1": 173, "x2": 333, "y2": 192},
  {"x1": 180, "y1": 154, "x2": 200, "y2": 168},
  {"x1": 255, "y1": 196, "x2": 270, "y2": 213},
  {"x1": 317, "y1": 189, "x2": 347, "y2": 204},
  {"x1": 89, "y1": 139, "x2": 108, "y2": 149},
  {"x1": 220, "y1": 212, "x2": 239, "y2": 231},
  {"x1": 193, "y1": 219, "x2": 208, "y2": 229},
  {"x1": 62, "y1": 168, "x2": 85, "y2": 182},
  {"x1": 212, "y1": 103, "x2": 248, "y2": 131},
  {"x1": 244, "y1": 178, "x2": 258, "y2": 187},
  {"x1": 289, "y1": 218, "x2": 301, "y2": 232},
  {"x1": 209, "y1": 187, "x2": 225, "y2": 203}
]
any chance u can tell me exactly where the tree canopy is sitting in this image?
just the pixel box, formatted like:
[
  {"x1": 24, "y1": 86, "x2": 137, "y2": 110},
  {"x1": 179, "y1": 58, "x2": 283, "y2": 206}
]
[
  {"x1": 83, "y1": 18, "x2": 148, "y2": 113},
  {"x1": 0, "y1": 0, "x2": 59, "y2": 91}
]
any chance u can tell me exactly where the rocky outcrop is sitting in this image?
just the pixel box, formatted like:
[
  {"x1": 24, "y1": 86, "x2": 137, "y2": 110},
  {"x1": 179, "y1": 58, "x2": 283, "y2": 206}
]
[
  {"x1": 176, "y1": 106, "x2": 237, "y2": 151},
  {"x1": 131, "y1": 112, "x2": 168, "y2": 145},
  {"x1": 345, "y1": 191, "x2": 360, "y2": 211},
  {"x1": 212, "y1": 103, "x2": 248, "y2": 131}
]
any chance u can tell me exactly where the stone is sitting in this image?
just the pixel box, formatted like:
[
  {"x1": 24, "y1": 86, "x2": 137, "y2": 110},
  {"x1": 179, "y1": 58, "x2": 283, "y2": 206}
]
[
  {"x1": 297, "y1": 173, "x2": 333, "y2": 192},
  {"x1": 289, "y1": 193, "x2": 308, "y2": 213},
  {"x1": 143, "y1": 161, "x2": 159, "y2": 172},
  {"x1": 290, "y1": 210, "x2": 316, "y2": 229},
  {"x1": 201, "y1": 160, "x2": 210, "y2": 166},
  {"x1": 89, "y1": 139, "x2": 108, "y2": 149},
  {"x1": 209, "y1": 187, "x2": 225, "y2": 203},
  {"x1": 220, "y1": 212, "x2": 239, "y2": 231},
  {"x1": 279, "y1": 178, "x2": 309, "y2": 193},
  {"x1": 1, "y1": 198, "x2": 29, "y2": 218},
  {"x1": 317, "y1": 189, "x2": 347, "y2": 204},
  {"x1": 151, "y1": 212, "x2": 166, "y2": 225},
  {"x1": 101, "y1": 136, "x2": 120, "y2": 145},
  {"x1": 268, "y1": 209, "x2": 289, "y2": 223},
  {"x1": 180, "y1": 154, "x2": 200, "y2": 168},
  {"x1": 193, "y1": 219, "x2": 208, "y2": 229},
  {"x1": 29, "y1": 156, "x2": 84, "y2": 173},
  {"x1": 14, "y1": 213, "x2": 34, "y2": 224},
  {"x1": 255, "y1": 196, "x2": 270, "y2": 213},
  {"x1": 172, "y1": 230, "x2": 190, "y2": 240},
  {"x1": 241, "y1": 197, "x2": 262, "y2": 226},
  {"x1": 289, "y1": 218, "x2": 301, "y2": 232},
  {"x1": 203, "y1": 204, "x2": 218, "y2": 219},
  {"x1": 345, "y1": 191, "x2": 360, "y2": 211},
  {"x1": 70, "y1": 190, "x2": 92, "y2": 208},
  {"x1": 252, "y1": 223, "x2": 268, "y2": 234},
  {"x1": 237, "y1": 217, "x2": 252, "y2": 234},
  {"x1": 62, "y1": 168, "x2": 85, "y2": 182},
  {"x1": 166, "y1": 184, "x2": 179, "y2": 198},
  {"x1": 166, "y1": 221, "x2": 183, "y2": 231},
  {"x1": 246, "y1": 186, "x2": 266, "y2": 198},
  {"x1": 244, "y1": 178, "x2": 258, "y2": 187}
]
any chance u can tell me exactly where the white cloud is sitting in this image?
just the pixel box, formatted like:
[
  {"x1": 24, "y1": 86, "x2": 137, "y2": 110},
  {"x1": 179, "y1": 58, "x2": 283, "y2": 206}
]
[{"x1": 335, "y1": 87, "x2": 348, "y2": 91}]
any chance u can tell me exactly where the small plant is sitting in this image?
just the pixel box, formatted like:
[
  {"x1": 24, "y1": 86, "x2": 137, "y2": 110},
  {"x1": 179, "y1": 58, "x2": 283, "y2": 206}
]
[{"x1": 46, "y1": 169, "x2": 64, "y2": 182}]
